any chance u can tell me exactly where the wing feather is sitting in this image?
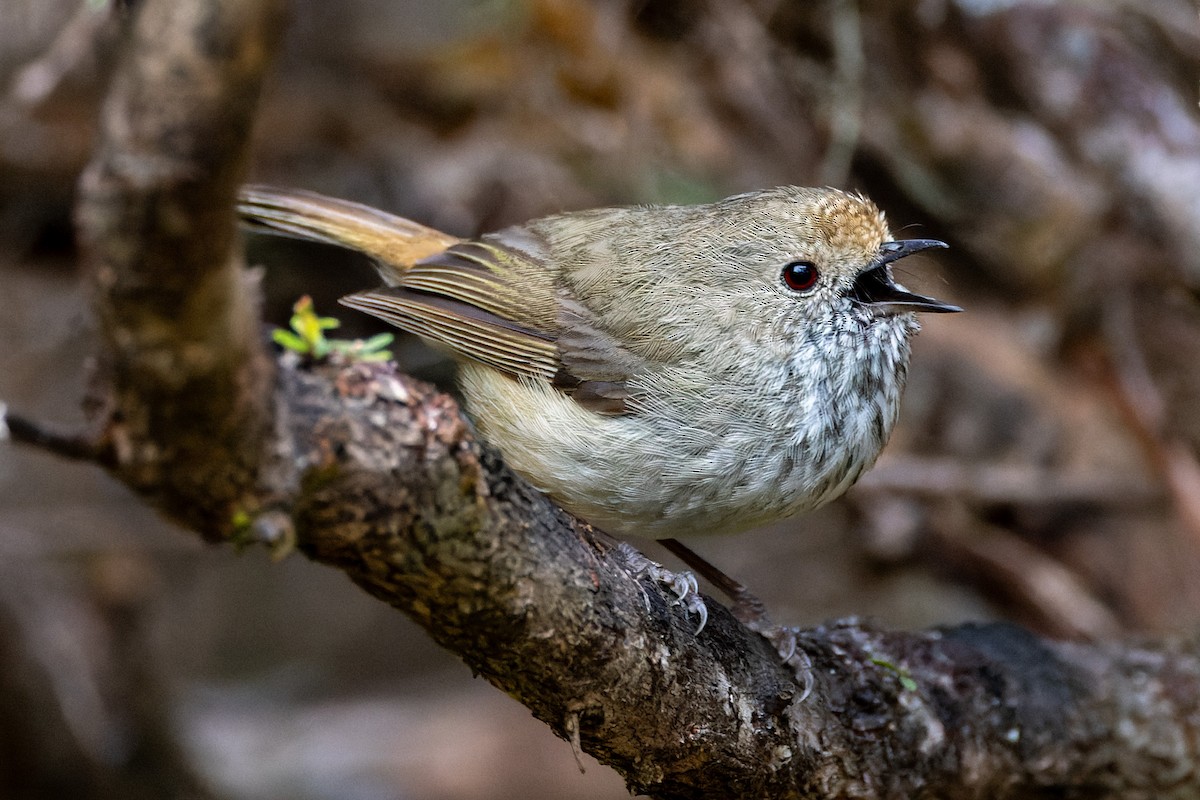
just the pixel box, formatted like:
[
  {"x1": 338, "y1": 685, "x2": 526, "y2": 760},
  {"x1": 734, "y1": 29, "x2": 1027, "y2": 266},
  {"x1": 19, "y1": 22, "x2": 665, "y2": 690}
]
[
  {"x1": 341, "y1": 288, "x2": 560, "y2": 382},
  {"x1": 403, "y1": 240, "x2": 559, "y2": 328},
  {"x1": 348, "y1": 232, "x2": 637, "y2": 411},
  {"x1": 240, "y1": 185, "x2": 639, "y2": 412},
  {"x1": 238, "y1": 186, "x2": 458, "y2": 282}
]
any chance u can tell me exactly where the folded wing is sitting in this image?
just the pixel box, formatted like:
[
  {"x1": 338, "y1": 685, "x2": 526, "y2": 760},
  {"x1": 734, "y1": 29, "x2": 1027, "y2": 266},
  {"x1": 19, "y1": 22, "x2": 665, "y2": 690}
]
[{"x1": 238, "y1": 186, "x2": 636, "y2": 412}]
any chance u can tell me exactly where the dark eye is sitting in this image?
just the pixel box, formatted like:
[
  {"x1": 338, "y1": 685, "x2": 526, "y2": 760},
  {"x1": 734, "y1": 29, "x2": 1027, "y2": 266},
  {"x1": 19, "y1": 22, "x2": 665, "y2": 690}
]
[{"x1": 782, "y1": 261, "x2": 819, "y2": 292}]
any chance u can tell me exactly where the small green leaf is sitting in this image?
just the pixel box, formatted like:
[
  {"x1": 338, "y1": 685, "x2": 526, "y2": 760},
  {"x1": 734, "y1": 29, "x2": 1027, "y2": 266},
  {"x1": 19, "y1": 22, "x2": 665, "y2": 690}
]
[
  {"x1": 870, "y1": 657, "x2": 918, "y2": 692},
  {"x1": 273, "y1": 295, "x2": 394, "y2": 363},
  {"x1": 361, "y1": 332, "x2": 395, "y2": 351},
  {"x1": 272, "y1": 329, "x2": 309, "y2": 353},
  {"x1": 296, "y1": 313, "x2": 322, "y2": 343},
  {"x1": 229, "y1": 508, "x2": 256, "y2": 549}
]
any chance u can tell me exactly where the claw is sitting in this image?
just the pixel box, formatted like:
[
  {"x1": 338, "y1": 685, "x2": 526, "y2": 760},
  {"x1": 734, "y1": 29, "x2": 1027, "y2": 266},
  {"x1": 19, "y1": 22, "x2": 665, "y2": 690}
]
[
  {"x1": 617, "y1": 543, "x2": 709, "y2": 634},
  {"x1": 674, "y1": 587, "x2": 708, "y2": 634},
  {"x1": 780, "y1": 633, "x2": 814, "y2": 702},
  {"x1": 775, "y1": 629, "x2": 798, "y2": 663},
  {"x1": 793, "y1": 659, "x2": 814, "y2": 703},
  {"x1": 671, "y1": 570, "x2": 699, "y2": 602}
]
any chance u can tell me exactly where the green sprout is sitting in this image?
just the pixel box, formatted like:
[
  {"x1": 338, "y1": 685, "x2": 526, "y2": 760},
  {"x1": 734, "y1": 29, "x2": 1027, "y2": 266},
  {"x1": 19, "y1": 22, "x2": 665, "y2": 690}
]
[
  {"x1": 273, "y1": 296, "x2": 394, "y2": 362},
  {"x1": 228, "y1": 507, "x2": 257, "y2": 552},
  {"x1": 869, "y1": 657, "x2": 919, "y2": 692},
  {"x1": 228, "y1": 507, "x2": 296, "y2": 561}
]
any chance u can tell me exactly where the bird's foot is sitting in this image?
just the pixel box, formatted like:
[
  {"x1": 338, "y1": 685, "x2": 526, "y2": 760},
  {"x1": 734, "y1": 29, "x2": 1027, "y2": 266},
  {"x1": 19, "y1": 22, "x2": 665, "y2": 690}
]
[
  {"x1": 616, "y1": 542, "x2": 708, "y2": 634},
  {"x1": 656, "y1": 538, "x2": 813, "y2": 697},
  {"x1": 752, "y1": 623, "x2": 814, "y2": 702}
]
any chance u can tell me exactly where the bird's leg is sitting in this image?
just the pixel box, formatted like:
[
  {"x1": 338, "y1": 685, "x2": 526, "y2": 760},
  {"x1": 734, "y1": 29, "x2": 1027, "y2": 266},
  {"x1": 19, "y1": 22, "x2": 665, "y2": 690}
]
[
  {"x1": 618, "y1": 542, "x2": 708, "y2": 634},
  {"x1": 583, "y1": 526, "x2": 708, "y2": 633},
  {"x1": 656, "y1": 538, "x2": 813, "y2": 697}
]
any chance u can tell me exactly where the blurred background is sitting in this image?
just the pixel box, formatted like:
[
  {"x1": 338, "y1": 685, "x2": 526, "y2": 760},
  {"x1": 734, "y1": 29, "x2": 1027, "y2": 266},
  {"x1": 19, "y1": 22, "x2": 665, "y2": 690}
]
[{"x1": 2, "y1": 0, "x2": 1199, "y2": 797}]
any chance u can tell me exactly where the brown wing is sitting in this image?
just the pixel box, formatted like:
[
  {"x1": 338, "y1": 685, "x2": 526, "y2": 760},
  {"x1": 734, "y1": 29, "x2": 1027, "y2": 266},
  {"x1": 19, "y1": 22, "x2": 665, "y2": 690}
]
[
  {"x1": 345, "y1": 234, "x2": 638, "y2": 411},
  {"x1": 342, "y1": 233, "x2": 567, "y2": 384},
  {"x1": 240, "y1": 185, "x2": 638, "y2": 411},
  {"x1": 238, "y1": 185, "x2": 459, "y2": 284}
]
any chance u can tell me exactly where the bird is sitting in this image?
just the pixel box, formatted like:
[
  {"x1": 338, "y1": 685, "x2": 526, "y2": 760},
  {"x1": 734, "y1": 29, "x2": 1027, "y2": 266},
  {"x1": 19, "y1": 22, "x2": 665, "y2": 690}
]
[{"x1": 238, "y1": 184, "x2": 957, "y2": 547}]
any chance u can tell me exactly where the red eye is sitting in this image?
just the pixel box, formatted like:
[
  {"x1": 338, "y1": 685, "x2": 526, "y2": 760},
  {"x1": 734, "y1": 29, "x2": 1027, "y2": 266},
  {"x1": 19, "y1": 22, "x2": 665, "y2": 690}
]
[{"x1": 782, "y1": 261, "x2": 819, "y2": 292}]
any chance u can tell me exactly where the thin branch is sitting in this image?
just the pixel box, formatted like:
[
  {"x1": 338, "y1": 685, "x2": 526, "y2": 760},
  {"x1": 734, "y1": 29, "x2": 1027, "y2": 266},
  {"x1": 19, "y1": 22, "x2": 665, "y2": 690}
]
[
  {"x1": 1100, "y1": 294, "x2": 1200, "y2": 543},
  {"x1": 930, "y1": 512, "x2": 1123, "y2": 641},
  {"x1": 817, "y1": 0, "x2": 864, "y2": 187},
  {"x1": 0, "y1": 404, "x2": 105, "y2": 462},
  {"x1": 5, "y1": 0, "x2": 118, "y2": 108},
  {"x1": 856, "y1": 455, "x2": 1163, "y2": 508}
]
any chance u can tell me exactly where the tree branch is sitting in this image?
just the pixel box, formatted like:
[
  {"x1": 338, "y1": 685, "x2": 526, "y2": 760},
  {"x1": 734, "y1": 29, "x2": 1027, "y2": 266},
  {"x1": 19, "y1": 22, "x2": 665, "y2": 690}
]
[
  {"x1": 75, "y1": 0, "x2": 284, "y2": 538},
  {"x1": 270, "y1": 358, "x2": 1200, "y2": 799},
  {"x1": 8, "y1": 0, "x2": 1199, "y2": 797}
]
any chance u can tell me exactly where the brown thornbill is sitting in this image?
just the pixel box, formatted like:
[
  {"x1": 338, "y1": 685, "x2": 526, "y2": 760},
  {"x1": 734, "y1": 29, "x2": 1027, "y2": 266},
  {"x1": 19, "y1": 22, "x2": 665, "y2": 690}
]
[{"x1": 239, "y1": 186, "x2": 959, "y2": 542}]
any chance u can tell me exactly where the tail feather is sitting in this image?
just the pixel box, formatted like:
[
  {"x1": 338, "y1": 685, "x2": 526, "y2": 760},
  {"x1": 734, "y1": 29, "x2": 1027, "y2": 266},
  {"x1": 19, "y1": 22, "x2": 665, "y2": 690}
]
[{"x1": 237, "y1": 185, "x2": 460, "y2": 284}]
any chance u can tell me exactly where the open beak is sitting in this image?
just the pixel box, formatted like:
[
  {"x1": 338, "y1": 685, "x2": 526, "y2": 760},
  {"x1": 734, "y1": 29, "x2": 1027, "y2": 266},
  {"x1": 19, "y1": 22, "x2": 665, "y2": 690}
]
[{"x1": 849, "y1": 239, "x2": 961, "y2": 313}]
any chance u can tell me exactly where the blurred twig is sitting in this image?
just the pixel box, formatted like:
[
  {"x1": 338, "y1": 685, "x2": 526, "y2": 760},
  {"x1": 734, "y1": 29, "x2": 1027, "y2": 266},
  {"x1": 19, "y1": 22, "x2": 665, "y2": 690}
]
[
  {"x1": 857, "y1": 455, "x2": 1162, "y2": 508},
  {"x1": 1100, "y1": 294, "x2": 1200, "y2": 543},
  {"x1": 930, "y1": 508, "x2": 1123, "y2": 641},
  {"x1": 817, "y1": 0, "x2": 863, "y2": 186},
  {"x1": 4, "y1": 0, "x2": 117, "y2": 108},
  {"x1": 0, "y1": 405, "x2": 105, "y2": 462}
]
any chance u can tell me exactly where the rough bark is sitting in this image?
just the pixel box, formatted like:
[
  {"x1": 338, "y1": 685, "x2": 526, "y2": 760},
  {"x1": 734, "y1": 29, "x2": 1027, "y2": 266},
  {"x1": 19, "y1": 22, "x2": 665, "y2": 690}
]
[
  {"x1": 5, "y1": 0, "x2": 1200, "y2": 797},
  {"x1": 74, "y1": 0, "x2": 283, "y2": 538},
  {"x1": 264, "y1": 358, "x2": 1200, "y2": 799}
]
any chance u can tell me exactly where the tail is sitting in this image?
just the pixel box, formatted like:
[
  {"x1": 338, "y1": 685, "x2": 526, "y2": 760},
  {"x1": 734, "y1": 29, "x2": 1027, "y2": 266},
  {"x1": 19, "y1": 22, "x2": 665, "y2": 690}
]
[{"x1": 237, "y1": 185, "x2": 461, "y2": 285}]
